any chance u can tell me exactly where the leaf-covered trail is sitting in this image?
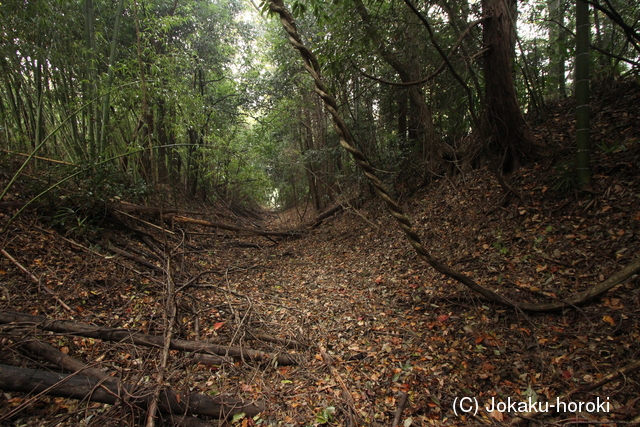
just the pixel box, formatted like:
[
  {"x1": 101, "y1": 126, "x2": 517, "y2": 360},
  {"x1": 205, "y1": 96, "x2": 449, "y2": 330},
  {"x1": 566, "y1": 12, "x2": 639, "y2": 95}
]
[
  {"x1": 2, "y1": 156, "x2": 639, "y2": 426},
  {"x1": 2, "y1": 80, "x2": 640, "y2": 426},
  {"x1": 1, "y1": 157, "x2": 639, "y2": 427},
  {"x1": 218, "y1": 155, "x2": 640, "y2": 425}
]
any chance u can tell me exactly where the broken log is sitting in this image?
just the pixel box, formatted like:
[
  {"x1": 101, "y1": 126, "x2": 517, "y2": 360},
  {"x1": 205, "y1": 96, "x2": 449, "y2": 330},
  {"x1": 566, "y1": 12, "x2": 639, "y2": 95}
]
[
  {"x1": 103, "y1": 242, "x2": 163, "y2": 272},
  {"x1": 18, "y1": 337, "x2": 231, "y2": 427},
  {"x1": 0, "y1": 364, "x2": 263, "y2": 418},
  {"x1": 172, "y1": 215, "x2": 301, "y2": 238},
  {"x1": 109, "y1": 235, "x2": 163, "y2": 262},
  {"x1": 20, "y1": 338, "x2": 114, "y2": 384},
  {"x1": 0, "y1": 311, "x2": 300, "y2": 366},
  {"x1": 307, "y1": 204, "x2": 345, "y2": 228},
  {"x1": 114, "y1": 202, "x2": 205, "y2": 217},
  {"x1": 306, "y1": 197, "x2": 363, "y2": 228},
  {"x1": 248, "y1": 331, "x2": 306, "y2": 350},
  {"x1": 192, "y1": 353, "x2": 234, "y2": 366},
  {"x1": 87, "y1": 237, "x2": 163, "y2": 272}
]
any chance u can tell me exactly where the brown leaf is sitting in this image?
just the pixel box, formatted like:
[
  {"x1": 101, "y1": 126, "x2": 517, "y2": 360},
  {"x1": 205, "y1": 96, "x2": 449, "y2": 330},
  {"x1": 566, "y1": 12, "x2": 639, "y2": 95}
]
[
  {"x1": 213, "y1": 321, "x2": 225, "y2": 331},
  {"x1": 488, "y1": 410, "x2": 504, "y2": 421}
]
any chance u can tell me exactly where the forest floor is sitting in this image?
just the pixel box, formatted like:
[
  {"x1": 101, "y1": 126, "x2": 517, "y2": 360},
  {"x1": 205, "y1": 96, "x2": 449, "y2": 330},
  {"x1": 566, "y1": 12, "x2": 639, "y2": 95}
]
[{"x1": 1, "y1": 78, "x2": 640, "y2": 427}]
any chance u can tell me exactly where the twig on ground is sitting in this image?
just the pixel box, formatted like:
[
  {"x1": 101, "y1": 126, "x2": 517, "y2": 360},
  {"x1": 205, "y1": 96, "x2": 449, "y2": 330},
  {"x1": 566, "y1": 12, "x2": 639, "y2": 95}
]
[
  {"x1": 0, "y1": 311, "x2": 301, "y2": 365},
  {"x1": 392, "y1": 392, "x2": 409, "y2": 427},
  {"x1": 318, "y1": 344, "x2": 360, "y2": 426},
  {"x1": 146, "y1": 252, "x2": 178, "y2": 426},
  {"x1": 0, "y1": 248, "x2": 73, "y2": 312}
]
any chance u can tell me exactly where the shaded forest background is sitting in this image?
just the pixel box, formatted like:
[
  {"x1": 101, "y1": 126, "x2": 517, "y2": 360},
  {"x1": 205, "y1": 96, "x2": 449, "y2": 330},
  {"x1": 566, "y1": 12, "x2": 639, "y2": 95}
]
[
  {"x1": 1, "y1": 0, "x2": 640, "y2": 425},
  {"x1": 1, "y1": 0, "x2": 637, "y2": 212}
]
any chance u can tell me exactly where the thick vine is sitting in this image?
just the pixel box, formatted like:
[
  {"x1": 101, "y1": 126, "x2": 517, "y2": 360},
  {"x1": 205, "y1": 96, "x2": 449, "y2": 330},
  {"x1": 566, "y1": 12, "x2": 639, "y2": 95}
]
[{"x1": 267, "y1": 0, "x2": 640, "y2": 312}]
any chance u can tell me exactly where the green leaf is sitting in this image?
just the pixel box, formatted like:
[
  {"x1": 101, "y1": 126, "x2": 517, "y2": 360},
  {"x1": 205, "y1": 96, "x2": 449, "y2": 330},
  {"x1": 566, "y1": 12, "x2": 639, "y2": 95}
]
[
  {"x1": 231, "y1": 412, "x2": 246, "y2": 423},
  {"x1": 315, "y1": 406, "x2": 335, "y2": 423}
]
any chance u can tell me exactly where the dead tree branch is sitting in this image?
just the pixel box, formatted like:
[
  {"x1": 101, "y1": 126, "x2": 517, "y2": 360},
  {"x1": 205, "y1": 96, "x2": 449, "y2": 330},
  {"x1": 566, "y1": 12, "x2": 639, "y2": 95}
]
[
  {"x1": 0, "y1": 311, "x2": 301, "y2": 365},
  {"x1": 0, "y1": 249, "x2": 73, "y2": 312},
  {"x1": 172, "y1": 215, "x2": 302, "y2": 238},
  {"x1": 0, "y1": 364, "x2": 264, "y2": 419},
  {"x1": 267, "y1": 0, "x2": 640, "y2": 313}
]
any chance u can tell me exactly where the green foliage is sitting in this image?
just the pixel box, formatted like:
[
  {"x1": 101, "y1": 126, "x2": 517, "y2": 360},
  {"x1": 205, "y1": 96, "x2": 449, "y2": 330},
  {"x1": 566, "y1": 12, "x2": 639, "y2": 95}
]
[
  {"x1": 492, "y1": 240, "x2": 510, "y2": 256},
  {"x1": 0, "y1": 0, "x2": 274, "y2": 211},
  {"x1": 230, "y1": 412, "x2": 246, "y2": 424},
  {"x1": 52, "y1": 207, "x2": 90, "y2": 236},
  {"x1": 314, "y1": 405, "x2": 335, "y2": 424},
  {"x1": 1, "y1": 0, "x2": 638, "y2": 214},
  {"x1": 596, "y1": 139, "x2": 627, "y2": 154},
  {"x1": 41, "y1": 162, "x2": 148, "y2": 235},
  {"x1": 491, "y1": 229, "x2": 511, "y2": 255}
]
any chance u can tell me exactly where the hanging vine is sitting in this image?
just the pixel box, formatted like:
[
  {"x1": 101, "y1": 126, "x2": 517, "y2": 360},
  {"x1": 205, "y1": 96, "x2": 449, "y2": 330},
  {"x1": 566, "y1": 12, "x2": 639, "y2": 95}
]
[{"x1": 267, "y1": 0, "x2": 640, "y2": 312}]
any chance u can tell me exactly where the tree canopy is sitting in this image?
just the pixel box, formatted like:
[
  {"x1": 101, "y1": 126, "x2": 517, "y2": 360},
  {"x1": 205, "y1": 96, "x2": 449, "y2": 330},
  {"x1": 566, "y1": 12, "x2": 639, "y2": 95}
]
[
  {"x1": 2, "y1": 0, "x2": 640, "y2": 425},
  {"x1": 1, "y1": 0, "x2": 637, "y2": 210}
]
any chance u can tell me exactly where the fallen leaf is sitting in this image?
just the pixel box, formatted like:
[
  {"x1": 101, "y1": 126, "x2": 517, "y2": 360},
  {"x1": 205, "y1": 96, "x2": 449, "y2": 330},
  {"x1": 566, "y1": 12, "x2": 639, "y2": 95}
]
[
  {"x1": 213, "y1": 322, "x2": 225, "y2": 331},
  {"x1": 488, "y1": 410, "x2": 504, "y2": 421},
  {"x1": 437, "y1": 314, "x2": 449, "y2": 323}
]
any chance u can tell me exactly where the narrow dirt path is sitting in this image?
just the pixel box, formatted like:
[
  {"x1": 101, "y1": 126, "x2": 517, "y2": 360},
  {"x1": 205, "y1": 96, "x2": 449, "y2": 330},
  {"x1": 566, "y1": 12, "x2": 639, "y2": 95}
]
[
  {"x1": 223, "y1": 213, "x2": 440, "y2": 425},
  {"x1": 207, "y1": 160, "x2": 640, "y2": 425},
  {"x1": 1, "y1": 148, "x2": 639, "y2": 426}
]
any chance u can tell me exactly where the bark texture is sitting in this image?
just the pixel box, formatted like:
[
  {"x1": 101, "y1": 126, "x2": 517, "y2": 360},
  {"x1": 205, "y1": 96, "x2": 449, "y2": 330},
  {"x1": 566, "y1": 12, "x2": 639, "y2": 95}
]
[{"x1": 481, "y1": 0, "x2": 535, "y2": 172}]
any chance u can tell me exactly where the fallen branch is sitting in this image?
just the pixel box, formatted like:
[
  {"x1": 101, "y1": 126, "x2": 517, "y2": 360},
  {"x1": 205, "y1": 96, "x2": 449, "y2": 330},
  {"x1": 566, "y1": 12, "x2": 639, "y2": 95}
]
[
  {"x1": 248, "y1": 331, "x2": 306, "y2": 350},
  {"x1": 113, "y1": 209, "x2": 176, "y2": 235},
  {"x1": 114, "y1": 202, "x2": 205, "y2": 216},
  {"x1": 109, "y1": 235, "x2": 162, "y2": 261},
  {"x1": 268, "y1": 0, "x2": 640, "y2": 313},
  {"x1": 18, "y1": 337, "x2": 233, "y2": 426},
  {"x1": 392, "y1": 392, "x2": 409, "y2": 427},
  {"x1": 0, "y1": 364, "x2": 264, "y2": 419},
  {"x1": 517, "y1": 257, "x2": 640, "y2": 311},
  {"x1": 172, "y1": 215, "x2": 302, "y2": 238},
  {"x1": 87, "y1": 238, "x2": 163, "y2": 272},
  {"x1": 104, "y1": 242, "x2": 163, "y2": 272},
  {"x1": 193, "y1": 353, "x2": 234, "y2": 366},
  {"x1": 306, "y1": 197, "x2": 364, "y2": 228},
  {"x1": 146, "y1": 266, "x2": 178, "y2": 427},
  {"x1": 0, "y1": 249, "x2": 73, "y2": 312},
  {"x1": 319, "y1": 345, "x2": 360, "y2": 426},
  {"x1": 307, "y1": 204, "x2": 345, "y2": 228},
  {"x1": 0, "y1": 311, "x2": 301, "y2": 365},
  {"x1": 20, "y1": 338, "x2": 114, "y2": 384},
  {"x1": 1, "y1": 149, "x2": 76, "y2": 165}
]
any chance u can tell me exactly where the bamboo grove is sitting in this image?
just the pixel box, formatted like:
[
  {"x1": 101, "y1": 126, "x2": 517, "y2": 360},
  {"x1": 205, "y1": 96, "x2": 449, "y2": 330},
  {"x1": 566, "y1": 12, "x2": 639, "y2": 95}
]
[{"x1": 1, "y1": 0, "x2": 639, "y2": 210}]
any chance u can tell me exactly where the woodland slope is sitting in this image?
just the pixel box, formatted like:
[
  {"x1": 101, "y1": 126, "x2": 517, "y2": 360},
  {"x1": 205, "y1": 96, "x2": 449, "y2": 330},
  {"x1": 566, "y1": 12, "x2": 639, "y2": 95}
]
[{"x1": 0, "y1": 79, "x2": 639, "y2": 426}]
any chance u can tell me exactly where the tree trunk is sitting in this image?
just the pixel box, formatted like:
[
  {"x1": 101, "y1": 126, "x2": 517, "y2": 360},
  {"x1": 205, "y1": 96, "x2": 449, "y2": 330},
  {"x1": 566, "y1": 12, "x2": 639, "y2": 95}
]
[
  {"x1": 84, "y1": 0, "x2": 97, "y2": 159},
  {"x1": 98, "y1": 0, "x2": 126, "y2": 157},
  {"x1": 0, "y1": 364, "x2": 263, "y2": 419},
  {"x1": 575, "y1": 0, "x2": 591, "y2": 188},
  {"x1": 547, "y1": 0, "x2": 567, "y2": 99},
  {"x1": 481, "y1": 0, "x2": 535, "y2": 172},
  {"x1": 0, "y1": 311, "x2": 301, "y2": 365},
  {"x1": 133, "y1": 0, "x2": 154, "y2": 182},
  {"x1": 354, "y1": 0, "x2": 439, "y2": 165}
]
